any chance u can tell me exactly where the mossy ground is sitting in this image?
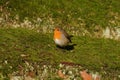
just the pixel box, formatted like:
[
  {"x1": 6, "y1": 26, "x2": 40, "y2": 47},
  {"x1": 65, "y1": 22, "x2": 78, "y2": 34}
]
[
  {"x1": 0, "y1": 28, "x2": 120, "y2": 79},
  {"x1": 1, "y1": 0, "x2": 120, "y2": 29},
  {"x1": 0, "y1": 0, "x2": 120, "y2": 79}
]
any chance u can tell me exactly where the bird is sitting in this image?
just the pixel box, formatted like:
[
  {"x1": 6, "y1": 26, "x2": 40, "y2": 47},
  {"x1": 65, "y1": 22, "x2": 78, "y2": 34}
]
[{"x1": 53, "y1": 27, "x2": 72, "y2": 48}]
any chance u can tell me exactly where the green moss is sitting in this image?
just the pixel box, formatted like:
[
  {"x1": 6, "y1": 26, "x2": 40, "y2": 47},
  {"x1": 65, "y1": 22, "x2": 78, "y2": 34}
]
[
  {"x1": 1, "y1": 0, "x2": 120, "y2": 28},
  {"x1": 0, "y1": 28, "x2": 120, "y2": 79}
]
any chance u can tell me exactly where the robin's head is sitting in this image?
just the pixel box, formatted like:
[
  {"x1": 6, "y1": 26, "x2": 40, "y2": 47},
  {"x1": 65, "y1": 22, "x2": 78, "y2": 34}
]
[{"x1": 54, "y1": 27, "x2": 62, "y2": 32}]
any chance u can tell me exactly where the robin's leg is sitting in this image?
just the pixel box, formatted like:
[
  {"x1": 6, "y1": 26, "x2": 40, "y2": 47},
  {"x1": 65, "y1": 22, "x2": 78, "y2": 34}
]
[
  {"x1": 54, "y1": 45, "x2": 61, "y2": 50},
  {"x1": 55, "y1": 45, "x2": 67, "y2": 52}
]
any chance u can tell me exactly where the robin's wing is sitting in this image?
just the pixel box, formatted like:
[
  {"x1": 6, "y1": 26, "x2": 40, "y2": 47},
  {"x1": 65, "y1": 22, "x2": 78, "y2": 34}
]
[{"x1": 61, "y1": 29, "x2": 72, "y2": 43}]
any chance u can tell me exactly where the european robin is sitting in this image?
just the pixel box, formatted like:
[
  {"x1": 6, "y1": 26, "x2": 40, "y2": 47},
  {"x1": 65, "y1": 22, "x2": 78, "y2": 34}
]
[{"x1": 54, "y1": 27, "x2": 72, "y2": 47}]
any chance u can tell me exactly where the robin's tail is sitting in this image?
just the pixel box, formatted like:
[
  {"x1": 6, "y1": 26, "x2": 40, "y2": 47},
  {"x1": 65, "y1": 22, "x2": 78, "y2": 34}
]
[{"x1": 68, "y1": 35, "x2": 73, "y2": 43}]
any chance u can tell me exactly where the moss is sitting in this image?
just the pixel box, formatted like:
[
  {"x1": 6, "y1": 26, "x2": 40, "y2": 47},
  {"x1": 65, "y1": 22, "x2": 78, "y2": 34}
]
[{"x1": 0, "y1": 28, "x2": 120, "y2": 79}]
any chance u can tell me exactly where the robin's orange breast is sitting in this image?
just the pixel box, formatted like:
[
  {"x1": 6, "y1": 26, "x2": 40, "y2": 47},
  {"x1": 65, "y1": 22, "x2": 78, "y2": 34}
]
[{"x1": 54, "y1": 29, "x2": 61, "y2": 40}]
